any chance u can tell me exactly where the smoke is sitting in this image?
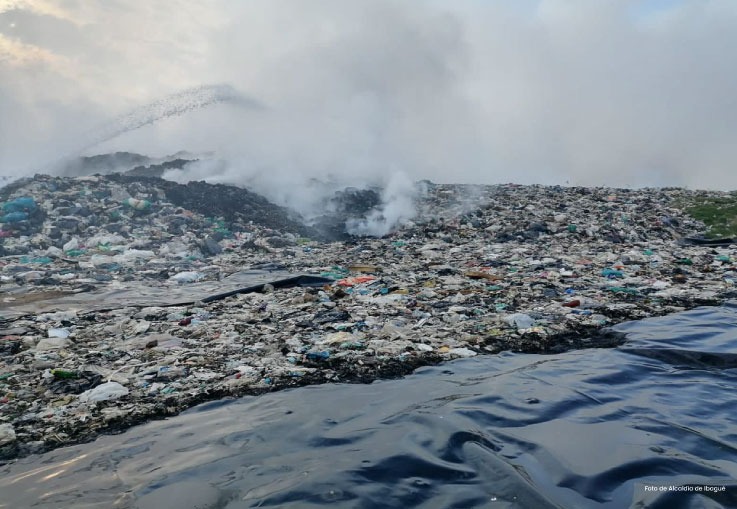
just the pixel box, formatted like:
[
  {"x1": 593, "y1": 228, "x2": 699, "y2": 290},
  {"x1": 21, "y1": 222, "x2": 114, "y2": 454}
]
[
  {"x1": 2, "y1": 0, "x2": 737, "y2": 202},
  {"x1": 346, "y1": 172, "x2": 417, "y2": 237}
]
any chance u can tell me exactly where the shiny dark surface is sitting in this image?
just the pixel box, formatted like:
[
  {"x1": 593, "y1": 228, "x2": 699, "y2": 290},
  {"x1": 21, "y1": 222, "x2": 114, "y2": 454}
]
[{"x1": 2, "y1": 305, "x2": 737, "y2": 508}]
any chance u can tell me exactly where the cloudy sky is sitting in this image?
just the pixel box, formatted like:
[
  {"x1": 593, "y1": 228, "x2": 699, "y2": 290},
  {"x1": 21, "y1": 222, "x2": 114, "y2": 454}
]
[{"x1": 1, "y1": 0, "x2": 736, "y2": 189}]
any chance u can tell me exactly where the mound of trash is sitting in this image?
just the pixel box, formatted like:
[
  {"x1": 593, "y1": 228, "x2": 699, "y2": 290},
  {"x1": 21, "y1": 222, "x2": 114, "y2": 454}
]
[{"x1": 2, "y1": 173, "x2": 737, "y2": 462}]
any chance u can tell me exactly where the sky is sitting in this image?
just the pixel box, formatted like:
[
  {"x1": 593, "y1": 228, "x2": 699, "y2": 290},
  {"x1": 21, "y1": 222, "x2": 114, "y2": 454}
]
[{"x1": 1, "y1": 0, "x2": 737, "y2": 191}]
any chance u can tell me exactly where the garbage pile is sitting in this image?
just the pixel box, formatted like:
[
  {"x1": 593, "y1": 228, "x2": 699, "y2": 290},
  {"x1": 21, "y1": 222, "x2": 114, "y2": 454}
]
[{"x1": 2, "y1": 173, "x2": 737, "y2": 462}]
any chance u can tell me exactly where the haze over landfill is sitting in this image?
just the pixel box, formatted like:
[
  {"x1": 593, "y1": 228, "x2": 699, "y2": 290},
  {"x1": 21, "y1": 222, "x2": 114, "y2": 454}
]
[{"x1": 1, "y1": 0, "x2": 737, "y2": 193}]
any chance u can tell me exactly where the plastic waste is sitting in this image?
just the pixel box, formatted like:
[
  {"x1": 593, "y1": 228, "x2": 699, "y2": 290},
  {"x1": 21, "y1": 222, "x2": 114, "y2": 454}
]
[
  {"x1": 78, "y1": 381, "x2": 129, "y2": 402},
  {"x1": 170, "y1": 271, "x2": 203, "y2": 284},
  {"x1": 113, "y1": 249, "x2": 156, "y2": 262},
  {"x1": 0, "y1": 212, "x2": 28, "y2": 223},
  {"x1": 124, "y1": 197, "x2": 151, "y2": 210},
  {"x1": 448, "y1": 347, "x2": 477, "y2": 358},
  {"x1": 20, "y1": 256, "x2": 53, "y2": 265},
  {"x1": 320, "y1": 266, "x2": 350, "y2": 279},
  {"x1": 51, "y1": 369, "x2": 78, "y2": 379},
  {"x1": 337, "y1": 276, "x2": 376, "y2": 287},
  {"x1": 63, "y1": 238, "x2": 80, "y2": 252},
  {"x1": 0, "y1": 424, "x2": 16, "y2": 446},
  {"x1": 680, "y1": 236, "x2": 735, "y2": 246},
  {"x1": 505, "y1": 313, "x2": 535, "y2": 329},
  {"x1": 607, "y1": 287, "x2": 639, "y2": 294},
  {"x1": 306, "y1": 351, "x2": 331, "y2": 361},
  {"x1": 2, "y1": 196, "x2": 36, "y2": 213},
  {"x1": 35, "y1": 337, "x2": 71, "y2": 350},
  {"x1": 87, "y1": 233, "x2": 126, "y2": 247}
]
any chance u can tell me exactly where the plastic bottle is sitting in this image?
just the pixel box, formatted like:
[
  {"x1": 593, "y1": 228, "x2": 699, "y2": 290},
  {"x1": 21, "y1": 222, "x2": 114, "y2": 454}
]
[{"x1": 51, "y1": 369, "x2": 78, "y2": 379}]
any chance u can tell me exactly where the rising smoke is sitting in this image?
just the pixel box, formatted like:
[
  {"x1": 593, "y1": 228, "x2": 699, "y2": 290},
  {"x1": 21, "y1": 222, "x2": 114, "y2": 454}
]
[
  {"x1": 345, "y1": 172, "x2": 418, "y2": 237},
  {"x1": 2, "y1": 0, "x2": 737, "y2": 233}
]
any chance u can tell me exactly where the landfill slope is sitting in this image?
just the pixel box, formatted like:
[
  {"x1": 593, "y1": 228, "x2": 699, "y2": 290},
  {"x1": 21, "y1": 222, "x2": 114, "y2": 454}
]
[{"x1": 1, "y1": 174, "x2": 737, "y2": 462}]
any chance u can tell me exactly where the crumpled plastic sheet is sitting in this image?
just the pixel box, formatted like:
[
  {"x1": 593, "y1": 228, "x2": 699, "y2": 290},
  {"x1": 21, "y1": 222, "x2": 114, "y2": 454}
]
[{"x1": 0, "y1": 271, "x2": 333, "y2": 319}]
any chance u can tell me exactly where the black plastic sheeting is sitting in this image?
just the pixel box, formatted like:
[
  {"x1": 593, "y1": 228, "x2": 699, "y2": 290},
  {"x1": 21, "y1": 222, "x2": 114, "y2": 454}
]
[
  {"x1": 679, "y1": 236, "x2": 736, "y2": 247},
  {"x1": 2, "y1": 305, "x2": 737, "y2": 508},
  {"x1": 199, "y1": 274, "x2": 331, "y2": 303},
  {"x1": 0, "y1": 270, "x2": 333, "y2": 320}
]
